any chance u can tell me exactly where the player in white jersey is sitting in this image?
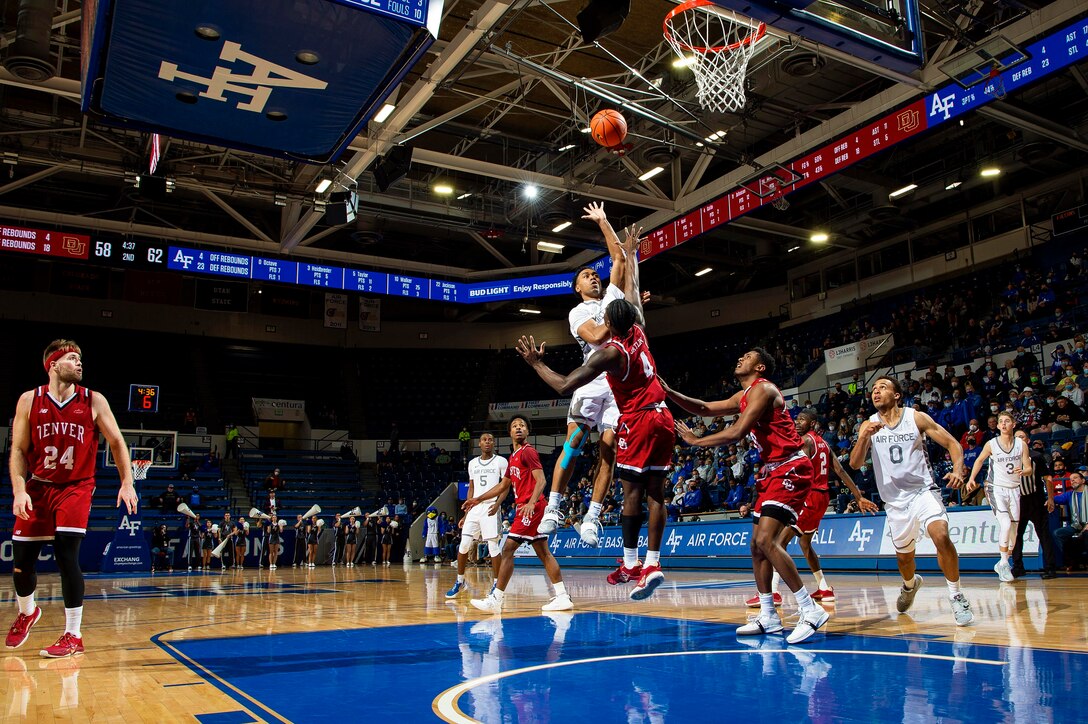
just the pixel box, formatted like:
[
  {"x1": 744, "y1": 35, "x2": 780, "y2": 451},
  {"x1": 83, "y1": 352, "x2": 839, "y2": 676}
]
[
  {"x1": 447, "y1": 432, "x2": 508, "y2": 599},
  {"x1": 539, "y1": 202, "x2": 628, "y2": 546},
  {"x1": 850, "y1": 376, "x2": 974, "y2": 626},
  {"x1": 965, "y1": 411, "x2": 1032, "y2": 582}
]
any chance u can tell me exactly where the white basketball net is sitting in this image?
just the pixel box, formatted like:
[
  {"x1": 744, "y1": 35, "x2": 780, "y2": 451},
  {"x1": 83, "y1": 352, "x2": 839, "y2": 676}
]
[
  {"x1": 664, "y1": 1, "x2": 766, "y2": 114},
  {"x1": 132, "y1": 459, "x2": 152, "y2": 481}
]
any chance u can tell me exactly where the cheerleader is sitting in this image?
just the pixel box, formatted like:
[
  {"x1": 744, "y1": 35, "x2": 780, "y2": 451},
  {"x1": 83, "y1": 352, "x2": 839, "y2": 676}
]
[
  {"x1": 267, "y1": 515, "x2": 283, "y2": 570},
  {"x1": 306, "y1": 518, "x2": 320, "y2": 568},
  {"x1": 201, "y1": 519, "x2": 215, "y2": 570},
  {"x1": 234, "y1": 516, "x2": 249, "y2": 570},
  {"x1": 345, "y1": 516, "x2": 358, "y2": 566},
  {"x1": 358, "y1": 516, "x2": 376, "y2": 566},
  {"x1": 380, "y1": 516, "x2": 393, "y2": 567},
  {"x1": 292, "y1": 514, "x2": 306, "y2": 567}
]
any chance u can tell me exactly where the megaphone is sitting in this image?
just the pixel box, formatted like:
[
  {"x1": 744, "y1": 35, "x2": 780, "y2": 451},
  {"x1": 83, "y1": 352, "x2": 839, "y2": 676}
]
[
  {"x1": 342, "y1": 506, "x2": 362, "y2": 517},
  {"x1": 249, "y1": 507, "x2": 272, "y2": 521},
  {"x1": 302, "y1": 504, "x2": 322, "y2": 519},
  {"x1": 177, "y1": 502, "x2": 198, "y2": 519},
  {"x1": 211, "y1": 537, "x2": 230, "y2": 558},
  {"x1": 316, "y1": 518, "x2": 325, "y2": 527}
]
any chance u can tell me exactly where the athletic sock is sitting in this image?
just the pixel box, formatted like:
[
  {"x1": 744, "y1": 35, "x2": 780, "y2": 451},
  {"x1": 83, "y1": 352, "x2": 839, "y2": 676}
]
[
  {"x1": 792, "y1": 586, "x2": 817, "y2": 614},
  {"x1": 813, "y1": 569, "x2": 828, "y2": 590},
  {"x1": 64, "y1": 606, "x2": 83, "y2": 638},
  {"x1": 457, "y1": 574, "x2": 465, "y2": 583},
  {"x1": 493, "y1": 588, "x2": 506, "y2": 603},
  {"x1": 645, "y1": 550, "x2": 661, "y2": 567},
  {"x1": 946, "y1": 579, "x2": 961, "y2": 598},
  {"x1": 770, "y1": 571, "x2": 782, "y2": 591},
  {"x1": 999, "y1": 550, "x2": 1009, "y2": 564},
  {"x1": 903, "y1": 575, "x2": 917, "y2": 590},
  {"x1": 759, "y1": 593, "x2": 776, "y2": 618},
  {"x1": 587, "y1": 501, "x2": 603, "y2": 519},
  {"x1": 548, "y1": 492, "x2": 562, "y2": 508},
  {"x1": 16, "y1": 594, "x2": 35, "y2": 616},
  {"x1": 553, "y1": 581, "x2": 567, "y2": 597},
  {"x1": 623, "y1": 548, "x2": 639, "y2": 568}
]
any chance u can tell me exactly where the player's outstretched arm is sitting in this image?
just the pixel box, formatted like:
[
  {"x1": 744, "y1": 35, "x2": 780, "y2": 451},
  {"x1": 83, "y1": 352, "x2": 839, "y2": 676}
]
[
  {"x1": 915, "y1": 411, "x2": 966, "y2": 488},
  {"x1": 965, "y1": 443, "x2": 993, "y2": 493},
  {"x1": 1020, "y1": 442, "x2": 1033, "y2": 479},
  {"x1": 9, "y1": 391, "x2": 34, "y2": 520},
  {"x1": 620, "y1": 224, "x2": 645, "y2": 327},
  {"x1": 93, "y1": 392, "x2": 138, "y2": 513},
  {"x1": 830, "y1": 454, "x2": 878, "y2": 513},
  {"x1": 516, "y1": 335, "x2": 619, "y2": 395},
  {"x1": 464, "y1": 477, "x2": 511, "y2": 516},
  {"x1": 676, "y1": 382, "x2": 773, "y2": 448},
  {"x1": 659, "y1": 377, "x2": 740, "y2": 417},
  {"x1": 583, "y1": 202, "x2": 626, "y2": 290}
]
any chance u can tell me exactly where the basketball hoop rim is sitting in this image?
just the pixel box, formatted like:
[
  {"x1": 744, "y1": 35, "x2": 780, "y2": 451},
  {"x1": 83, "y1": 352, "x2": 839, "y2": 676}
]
[{"x1": 663, "y1": 0, "x2": 767, "y2": 54}]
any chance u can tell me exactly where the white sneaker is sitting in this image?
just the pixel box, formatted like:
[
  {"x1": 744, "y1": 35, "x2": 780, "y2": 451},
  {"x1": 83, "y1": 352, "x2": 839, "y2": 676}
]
[
  {"x1": 539, "y1": 506, "x2": 561, "y2": 535},
  {"x1": 786, "y1": 607, "x2": 831, "y2": 644},
  {"x1": 269, "y1": 564, "x2": 276, "y2": 570},
  {"x1": 578, "y1": 517, "x2": 603, "y2": 547},
  {"x1": 994, "y1": 561, "x2": 1013, "y2": 582},
  {"x1": 471, "y1": 593, "x2": 503, "y2": 614},
  {"x1": 896, "y1": 575, "x2": 923, "y2": 613},
  {"x1": 950, "y1": 593, "x2": 974, "y2": 626},
  {"x1": 736, "y1": 613, "x2": 784, "y2": 636},
  {"x1": 541, "y1": 593, "x2": 574, "y2": 611}
]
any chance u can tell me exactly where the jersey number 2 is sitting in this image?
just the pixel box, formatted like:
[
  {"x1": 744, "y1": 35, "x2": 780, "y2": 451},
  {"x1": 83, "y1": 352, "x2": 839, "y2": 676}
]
[{"x1": 43, "y1": 445, "x2": 75, "y2": 470}]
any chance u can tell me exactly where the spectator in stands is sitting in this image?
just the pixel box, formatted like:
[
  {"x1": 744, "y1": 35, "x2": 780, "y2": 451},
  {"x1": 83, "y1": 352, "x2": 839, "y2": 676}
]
[
  {"x1": 458, "y1": 425, "x2": 471, "y2": 461},
  {"x1": 225, "y1": 424, "x2": 239, "y2": 459},
  {"x1": 160, "y1": 483, "x2": 180, "y2": 513},
  {"x1": 395, "y1": 498, "x2": 408, "y2": 516},
  {"x1": 960, "y1": 420, "x2": 981, "y2": 449},
  {"x1": 389, "y1": 422, "x2": 400, "y2": 454},
  {"x1": 1051, "y1": 396, "x2": 1084, "y2": 433},
  {"x1": 428, "y1": 443, "x2": 440, "y2": 460},
  {"x1": 436, "y1": 448, "x2": 452, "y2": 466},
  {"x1": 680, "y1": 479, "x2": 704, "y2": 517},
  {"x1": 1003, "y1": 359, "x2": 1020, "y2": 389},
  {"x1": 664, "y1": 496, "x2": 680, "y2": 522},
  {"x1": 151, "y1": 524, "x2": 172, "y2": 573},
  {"x1": 339, "y1": 441, "x2": 356, "y2": 461},
  {"x1": 264, "y1": 468, "x2": 283, "y2": 493},
  {"x1": 738, "y1": 503, "x2": 751, "y2": 519},
  {"x1": 266, "y1": 489, "x2": 278, "y2": 518},
  {"x1": 199, "y1": 450, "x2": 219, "y2": 473},
  {"x1": 1050, "y1": 458, "x2": 1071, "y2": 494},
  {"x1": 726, "y1": 481, "x2": 746, "y2": 509},
  {"x1": 183, "y1": 407, "x2": 197, "y2": 433},
  {"x1": 1053, "y1": 471, "x2": 1088, "y2": 570}
]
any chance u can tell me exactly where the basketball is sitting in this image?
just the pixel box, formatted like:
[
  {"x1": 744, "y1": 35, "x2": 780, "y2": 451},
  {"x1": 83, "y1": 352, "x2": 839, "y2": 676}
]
[{"x1": 590, "y1": 109, "x2": 627, "y2": 147}]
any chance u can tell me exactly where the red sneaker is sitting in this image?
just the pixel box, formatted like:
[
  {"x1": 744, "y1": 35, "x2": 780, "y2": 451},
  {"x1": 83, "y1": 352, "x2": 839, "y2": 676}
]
[
  {"x1": 40, "y1": 632, "x2": 84, "y2": 658},
  {"x1": 5, "y1": 607, "x2": 42, "y2": 649},
  {"x1": 606, "y1": 562, "x2": 642, "y2": 585},
  {"x1": 630, "y1": 565, "x2": 665, "y2": 601},
  {"x1": 744, "y1": 592, "x2": 783, "y2": 608},
  {"x1": 812, "y1": 587, "x2": 835, "y2": 603}
]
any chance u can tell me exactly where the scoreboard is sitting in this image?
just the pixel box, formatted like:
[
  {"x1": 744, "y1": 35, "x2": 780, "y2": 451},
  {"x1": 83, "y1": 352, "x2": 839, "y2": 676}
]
[{"x1": 128, "y1": 384, "x2": 160, "y2": 413}]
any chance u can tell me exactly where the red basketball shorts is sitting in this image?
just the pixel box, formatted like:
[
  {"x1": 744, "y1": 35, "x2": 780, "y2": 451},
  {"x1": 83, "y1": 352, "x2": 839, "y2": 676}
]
[
  {"x1": 616, "y1": 407, "x2": 675, "y2": 476},
  {"x1": 753, "y1": 453, "x2": 811, "y2": 526},
  {"x1": 508, "y1": 498, "x2": 547, "y2": 541},
  {"x1": 13, "y1": 477, "x2": 96, "y2": 540},
  {"x1": 795, "y1": 487, "x2": 830, "y2": 534}
]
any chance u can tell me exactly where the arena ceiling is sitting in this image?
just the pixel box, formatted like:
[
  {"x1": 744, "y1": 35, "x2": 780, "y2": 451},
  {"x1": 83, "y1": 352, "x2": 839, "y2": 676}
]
[{"x1": 0, "y1": 0, "x2": 1086, "y2": 323}]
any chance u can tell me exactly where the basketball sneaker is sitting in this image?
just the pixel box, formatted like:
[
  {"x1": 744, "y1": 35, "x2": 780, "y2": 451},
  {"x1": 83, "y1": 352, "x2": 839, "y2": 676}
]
[
  {"x1": 811, "y1": 587, "x2": 835, "y2": 603},
  {"x1": 40, "y1": 633, "x2": 83, "y2": 658},
  {"x1": 541, "y1": 593, "x2": 574, "y2": 611},
  {"x1": 446, "y1": 580, "x2": 467, "y2": 599},
  {"x1": 994, "y1": 561, "x2": 1013, "y2": 582},
  {"x1": 896, "y1": 575, "x2": 923, "y2": 613},
  {"x1": 5, "y1": 607, "x2": 42, "y2": 649},
  {"x1": 630, "y1": 565, "x2": 665, "y2": 601},
  {"x1": 471, "y1": 593, "x2": 503, "y2": 614},
  {"x1": 606, "y1": 562, "x2": 642, "y2": 585},
  {"x1": 736, "y1": 612, "x2": 783, "y2": 636},
  {"x1": 786, "y1": 607, "x2": 831, "y2": 644},
  {"x1": 577, "y1": 517, "x2": 603, "y2": 547},
  {"x1": 538, "y1": 506, "x2": 561, "y2": 535},
  {"x1": 950, "y1": 593, "x2": 974, "y2": 626},
  {"x1": 745, "y1": 592, "x2": 782, "y2": 608}
]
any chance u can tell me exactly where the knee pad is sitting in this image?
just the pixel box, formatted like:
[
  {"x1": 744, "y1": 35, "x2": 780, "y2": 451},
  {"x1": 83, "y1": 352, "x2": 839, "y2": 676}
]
[
  {"x1": 458, "y1": 537, "x2": 475, "y2": 555},
  {"x1": 11, "y1": 540, "x2": 44, "y2": 597},
  {"x1": 558, "y1": 428, "x2": 588, "y2": 470},
  {"x1": 52, "y1": 534, "x2": 85, "y2": 608}
]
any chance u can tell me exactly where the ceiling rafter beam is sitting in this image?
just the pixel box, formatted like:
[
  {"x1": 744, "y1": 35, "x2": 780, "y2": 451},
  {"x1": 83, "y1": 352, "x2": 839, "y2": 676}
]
[
  {"x1": 467, "y1": 230, "x2": 517, "y2": 268},
  {"x1": 0, "y1": 164, "x2": 64, "y2": 197},
  {"x1": 198, "y1": 188, "x2": 274, "y2": 244}
]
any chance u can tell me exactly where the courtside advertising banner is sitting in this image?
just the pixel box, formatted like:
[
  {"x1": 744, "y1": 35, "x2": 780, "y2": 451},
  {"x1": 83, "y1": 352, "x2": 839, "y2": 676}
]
[{"x1": 101, "y1": 506, "x2": 152, "y2": 572}]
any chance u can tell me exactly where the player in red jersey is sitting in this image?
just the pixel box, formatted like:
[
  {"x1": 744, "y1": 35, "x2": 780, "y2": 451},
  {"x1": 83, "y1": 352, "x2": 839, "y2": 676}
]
[
  {"x1": 745, "y1": 412, "x2": 878, "y2": 607},
  {"x1": 7, "y1": 339, "x2": 139, "y2": 657},
  {"x1": 518, "y1": 225, "x2": 672, "y2": 601},
  {"x1": 463, "y1": 415, "x2": 573, "y2": 613},
  {"x1": 669, "y1": 351, "x2": 830, "y2": 643}
]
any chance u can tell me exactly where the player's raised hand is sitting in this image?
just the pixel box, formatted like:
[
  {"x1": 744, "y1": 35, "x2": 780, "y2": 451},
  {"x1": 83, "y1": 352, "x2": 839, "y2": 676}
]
[
  {"x1": 945, "y1": 468, "x2": 966, "y2": 489},
  {"x1": 581, "y1": 201, "x2": 606, "y2": 224},
  {"x1": 516, "y1": 335, "x2": 545, "y2": 365},
  {"x1": 12, "y1": 491, "x2": 32, "y2": 520},
  {"x1": 622, "y1": 224, "x2": 643, "y2": 257},
  {"x1": 118, "y1": 484, "x2": 139, "y2": 514},
  {"x1": 641, "y1": 291, "x2": 651, "y2": 305},
  {"x1": 675, "y1": 420, "x2": 698, "y2": 446}
]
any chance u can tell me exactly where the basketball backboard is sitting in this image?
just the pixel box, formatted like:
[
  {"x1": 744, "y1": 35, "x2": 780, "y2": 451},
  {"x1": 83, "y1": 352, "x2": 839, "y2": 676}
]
[{"x1": 104, "y1": 429, "x2": 178, "y2": 470}]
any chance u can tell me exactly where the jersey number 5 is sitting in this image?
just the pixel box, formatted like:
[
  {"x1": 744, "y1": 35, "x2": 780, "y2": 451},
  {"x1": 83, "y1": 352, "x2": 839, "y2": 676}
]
[{"x1": 43, "y1": 445, "x2": 75, "y2": 470}]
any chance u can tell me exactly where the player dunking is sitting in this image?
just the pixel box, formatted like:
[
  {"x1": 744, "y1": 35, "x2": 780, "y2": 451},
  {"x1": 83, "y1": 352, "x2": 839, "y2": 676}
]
[
  {"x1": 447, "y1": 432, "x2": 508, "y2": 599},
  {"x1": 850, "y1": 376, "x2": 974, "y2": 626},
  {"x1": 965, "y1": 411, "x2": 1032, "y2": 582},
  {"x1": 748, "y1": 411, "x2": 878, "y2": 607},
  {"x1": 539, "y1": 202, "x2": 627, "y2": 547},
  {"x1": 670, "y1": 350, "x2": 830, "y2": 643},
  {"x1": 519, "y1": 224, "x2": 672, "y2": 600},
  {"x1": 7, "y1": 339, "x2": 139, "y2": 657},
  {"x1": 464, "y1": 416, "x2": 573, "y2": 613}
]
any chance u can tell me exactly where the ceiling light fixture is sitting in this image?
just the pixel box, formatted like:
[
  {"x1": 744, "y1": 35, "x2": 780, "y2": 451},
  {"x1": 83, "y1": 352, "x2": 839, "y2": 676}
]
[
  {"x1": 810, "y1": 232, "x2": 829, "y2": 243},
  {"x1": 551, "y1": 221, "x2": 572, "y2": 233},
  {"x1": 558, "y1": 143, "x2": 576, "y2": 152},
  {"x1": 433, "y1": 183, "x2": 454, "y2": 195},
  {"x1": 580, "y1": 127, "x2": 592, "y2": 134},
  {"x1": 638, "y1": 166, "x2": 664, "y2": 181},
  {"x1": 456, "y1": 192, "x2": 472, "y2": 200},
  {"x1": 980, "y1": 166, "x2": 1002, "y2": 177},
  {"x1": 695, "y1": 267, "x2": 712, "y2": 277},
  {"x1": 519, "y1": 308, "x2": 541, "y2": 315},
  {"x1": 315, "y1": 179, "x2": 332, "y2": 194},
  {"x1": 889, "y1": 183, "x2": 917, "y2": 199},
  {"x1": 672, "y1": 55, "x2": 695, "y2": 68},
  {"x1": 704, "y1": 130, "x2": 726, "y2": 143},
  {"x1": 537, "y1": 241, "x2": 565, "y2": 253},
  {"x1": 788, "y1": 245, "x2": 800, "y2": 253},
  {"x1": 373, "y1": 103, "x2": 396, "y2": 123},
  {"x1": 523, "y1": 184, "x2": 538, "y2": 199},
  {"x1": 945, "y1": 180, "x2": 962, "y2": 190},
  {"x1": 274, "y1": 194, "x2": 287, "y2": 207}
]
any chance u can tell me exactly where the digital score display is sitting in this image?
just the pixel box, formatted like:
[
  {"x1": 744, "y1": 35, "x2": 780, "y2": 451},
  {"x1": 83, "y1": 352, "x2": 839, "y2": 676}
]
[
  {"x1": 128, "y1": 384, "x2": 160, "y2": 413},
  {"x1": 1, "y1": 224, "x2": 90, "y2": 260},
  {"x1": 90, "y1": 238, "x2": 169, "y2": 269}
]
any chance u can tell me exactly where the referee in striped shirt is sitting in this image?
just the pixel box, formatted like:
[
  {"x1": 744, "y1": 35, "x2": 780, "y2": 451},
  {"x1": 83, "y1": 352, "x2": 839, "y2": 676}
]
[{"x1": 1010, "y1": 430, "x2": 1057, "y2": 579}]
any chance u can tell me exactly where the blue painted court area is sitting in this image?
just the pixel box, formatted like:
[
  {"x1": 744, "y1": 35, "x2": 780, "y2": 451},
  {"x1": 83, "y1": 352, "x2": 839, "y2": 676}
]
[{"x1": 159, "y1": 613, "x2": 1082, "y2": 722}]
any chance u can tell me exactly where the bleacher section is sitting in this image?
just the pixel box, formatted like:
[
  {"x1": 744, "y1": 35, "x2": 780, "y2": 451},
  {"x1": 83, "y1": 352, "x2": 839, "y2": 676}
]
[
  {"x1": 378, "y1": 451, "x2": 463, "y2": 509},
  {"x1": 240, "y1": 449, "x2": 371, "y2": 517}
]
